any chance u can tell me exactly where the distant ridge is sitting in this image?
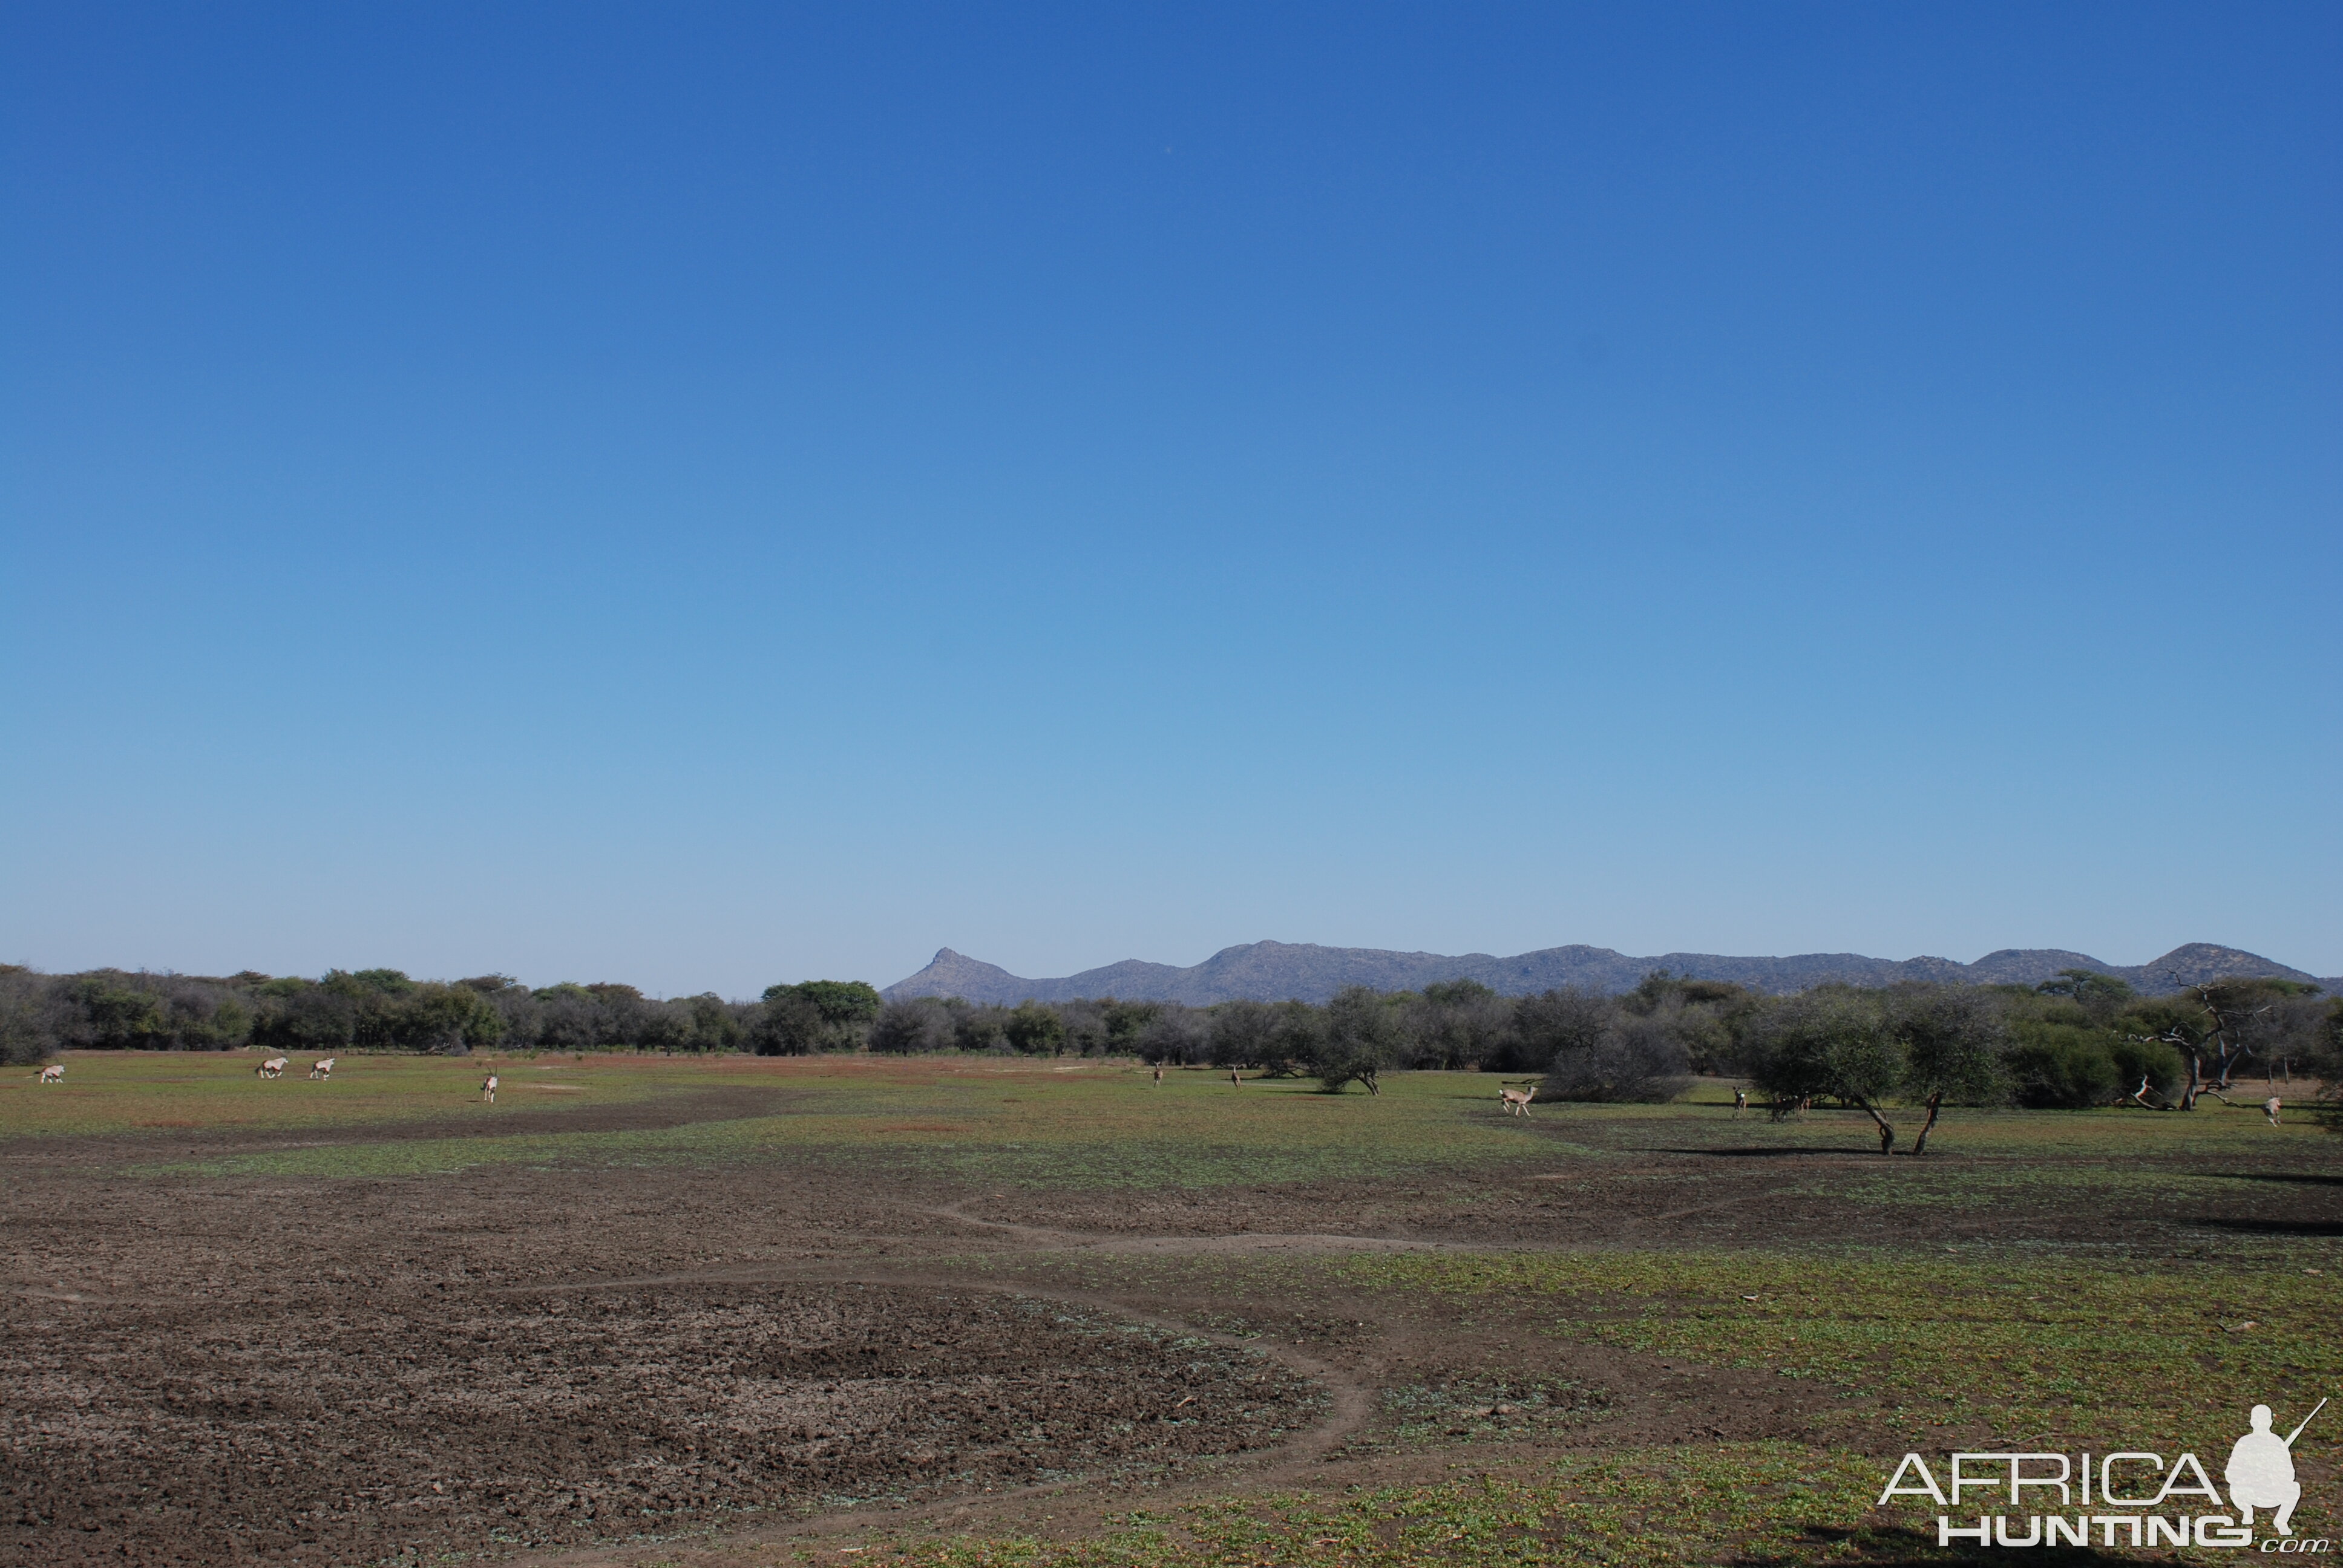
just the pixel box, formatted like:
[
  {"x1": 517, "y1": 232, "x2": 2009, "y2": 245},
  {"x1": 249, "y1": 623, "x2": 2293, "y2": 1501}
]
[{"x1": 884, "y1": 940, "x2": 2336, "y2": 1005}]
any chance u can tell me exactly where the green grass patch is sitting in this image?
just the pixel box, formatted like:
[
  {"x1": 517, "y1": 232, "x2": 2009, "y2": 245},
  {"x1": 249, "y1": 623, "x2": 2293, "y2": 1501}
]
[
  {"x1": 1345, "y1": 1249, "x2": 2342, "y2": 1454},
  {"x1": 831, "y1": 1444, "x2": 1907, "y2": 1566},
  {"x1": 33, "y1": 1057, "x2": 1577, "y2": 1186}
]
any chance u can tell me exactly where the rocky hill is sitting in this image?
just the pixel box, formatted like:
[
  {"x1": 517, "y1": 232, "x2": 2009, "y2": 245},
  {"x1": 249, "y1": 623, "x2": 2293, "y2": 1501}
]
[{"x1": 883, "y1": 939, "x2": 2334, "y2": 1005}]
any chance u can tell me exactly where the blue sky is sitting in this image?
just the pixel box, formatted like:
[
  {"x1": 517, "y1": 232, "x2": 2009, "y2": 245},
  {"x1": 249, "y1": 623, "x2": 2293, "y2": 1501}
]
[{"x1": 4, "y1": 3, "x2": 2337, "y2": 996}]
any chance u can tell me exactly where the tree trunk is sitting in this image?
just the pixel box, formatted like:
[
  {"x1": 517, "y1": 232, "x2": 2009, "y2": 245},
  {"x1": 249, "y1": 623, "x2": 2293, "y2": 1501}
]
[
  {"x1": 2180, "y1": 1050, "x2": 2201, "y2": 1111},
  {"x1": 1911, "y1": 1091, "x2": 1945, "y2": 1156},
  {"x1": 1855, "y1": 1099, "x2": 1896, "y2": 1155}
]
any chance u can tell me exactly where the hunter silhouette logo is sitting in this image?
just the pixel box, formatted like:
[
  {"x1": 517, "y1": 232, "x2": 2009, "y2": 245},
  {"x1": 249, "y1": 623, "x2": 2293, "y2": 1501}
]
[
  {"x1": 1876, "y1": 1397, "x2": 2330, "y2": 1550},
  {"x1": 2230, "y1": 1399, "x2": 2324, "y2": 1537}
]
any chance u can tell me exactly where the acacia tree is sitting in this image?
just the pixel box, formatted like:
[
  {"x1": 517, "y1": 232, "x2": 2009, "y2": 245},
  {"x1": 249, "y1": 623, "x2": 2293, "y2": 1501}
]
[
  {"x1": 1261, "y1": 999, "x2": 1323, "y2": 1077},
  {"x1": 2034, "y1": 968, "x2": 2136, "y2": 1024},
  {"x1": 1892, "y1": 988, "x2": 2008, "y2": 1155},
  {"x1": 2125, "y1": 978, "x2": 2299, "y2": 1108},
  {"x1": 1745, "y1": 989, "x2": 1903, "y2": 1154},
  {"x1": 1315, "y1": 986, "x2": 1400, "y2": 1094}
]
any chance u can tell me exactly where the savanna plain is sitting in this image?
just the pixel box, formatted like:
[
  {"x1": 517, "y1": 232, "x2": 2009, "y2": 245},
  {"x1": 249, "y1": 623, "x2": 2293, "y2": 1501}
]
[{"x1": 4, "y1": 1054, "x2": 2336, "y2": 1568}]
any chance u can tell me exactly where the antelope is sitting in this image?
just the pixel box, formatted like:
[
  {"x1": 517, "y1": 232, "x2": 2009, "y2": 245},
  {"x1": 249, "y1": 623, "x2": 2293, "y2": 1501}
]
[
  {"x1": 481, "y1": 1073, "x2": 498, "y2": 1104},
  {"x1": 38, "y1": 1063, "x2": 63, "y2": 1084},
  {"x1": 2266, "y1": 1096, "x2": 2282, "y2": 1126},
  {"x1": 1152, "y1": 1063, "x2": 1162, "y2": 1086},
  {"x1": 1229, "y1": 1068, "x2": 1242, "y2": 1087},
  {"x1": 309, "y1": 1057, "x2": 336, "y2": 1080},
  {"x1": 1732, "y1": 1088, "x2": 1748, "y2": 1117},
  {"x1": 257, "y1": 1056, "x2": 289, "y2": 1079},
  {"x1": 1499, "y1": 1084, "x2": 1535, "y2": 1117}
]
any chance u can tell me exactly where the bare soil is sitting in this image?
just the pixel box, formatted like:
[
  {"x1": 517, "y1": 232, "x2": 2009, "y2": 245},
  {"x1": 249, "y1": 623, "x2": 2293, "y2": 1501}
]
[{"x1": 4, "y1": 1112, "x2": 2336, "y2": 1567}]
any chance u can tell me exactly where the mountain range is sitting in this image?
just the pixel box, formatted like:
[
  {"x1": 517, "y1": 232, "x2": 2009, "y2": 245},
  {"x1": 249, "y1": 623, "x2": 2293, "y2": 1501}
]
[{"x1": 883, "y1": 940, "x2": 2338, "y2": 1006}]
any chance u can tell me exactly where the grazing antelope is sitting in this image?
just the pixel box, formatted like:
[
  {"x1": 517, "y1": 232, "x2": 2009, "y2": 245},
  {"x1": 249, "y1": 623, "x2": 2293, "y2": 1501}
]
[
  {"x1": 257, "y1": 1056, "x2": 289, "y2": 1079},
  {"x1": 309, "y1": 1057, "x2": 336, "y2": 1080},
  {"x1": 1499, "y1": 1084, "x2": 1535, "y2": 1117},
  {"x1": 38, "y1": 1063, "x2": 64, "y2": 1084},
  {"x1": 2266, "y1": 1096, "x2": 2282, "y2": 1126},
  {"x1": 480, "y1": 1073, "x2": 498, "y2": 1104}
]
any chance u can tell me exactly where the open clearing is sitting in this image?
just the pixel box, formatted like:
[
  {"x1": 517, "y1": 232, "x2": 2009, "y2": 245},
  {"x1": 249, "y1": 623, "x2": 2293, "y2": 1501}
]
[{"x1": 4, "y1": 1053, "x2": 2337, "y2": 1566}]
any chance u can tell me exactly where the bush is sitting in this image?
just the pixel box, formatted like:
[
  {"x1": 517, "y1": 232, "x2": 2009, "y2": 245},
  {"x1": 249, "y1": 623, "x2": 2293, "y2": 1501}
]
[
  {"x1": 1540, "y1": 1012, "x2": 1691, "y2": 1102},
  {"x1": 869, "y1": 997, "x2": 958, "y2": 1054},
  {"x1": 1002, "y1": 1001, "x2": 1067, "y2": 1055},
  {"x1": 2107, "y1": 1034, "x2": 2186, "y2": 1099},
  {"x1": 0, "y1": 967, "x2": 65, "y2": 1065},
  {"x1": 2006, "y1": 1027, "x2": 2121, "y2": 1109},
  {"x1": 1136, "y1": 1004, "x2": 1208, "y2": 1066}
]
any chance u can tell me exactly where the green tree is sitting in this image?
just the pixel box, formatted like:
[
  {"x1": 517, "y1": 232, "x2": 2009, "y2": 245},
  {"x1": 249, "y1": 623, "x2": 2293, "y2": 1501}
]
[
  {"x1": 1207, "y1": 998, "x2": 1279, "y2": 1069},
  {"x1": 392, "y1": 982, "x2": 507, "y2": 1053},
  {"x1": 678, "y1": 993, "x2": 747, "y2": 1052},
  {"x1": 59, "y1": 974, "x2": 165, "y2": 1048},
  {"x1": 1002, "y1": 1000, "x2": 1067, "y2": 1055},
  {"x1": 752, "y1": 989, "x2": 824, "y2": 1055},
  {"x1": 788, "y1": 980, "x2": 884, "y2": 1029},
  {"x1": 2034, "y1": 969, "x2": 2135, "y2": 1024},
  {"x1": 1892, "y1": 988, "x2": 2008, "y2": 1154},
  {"x1": 1745, "y1": 988, "x2": 1903, "y2": 1153},
  {"x1": 251, "y1": 979, "x2": 359, "y2": 1053},
  {"x1": 758, "y1": 980, "x2": 883, "y2": 1053},
  {"x1": 0, "y1": 968, "x2": 65, "y2": 1065},
  {"x1": 1101, "y1": 999, "x2": 1161, "y2": 1053},
  {"x1": 868, "y1": 996, "x2": 957, "y2": 1053},
  {"x1": 1408, "y1": 979, "x2": 1511, "y2": 1069},
  {"x1": 1315, "y1": 986, "x2": 1400, "y2": 1094}
]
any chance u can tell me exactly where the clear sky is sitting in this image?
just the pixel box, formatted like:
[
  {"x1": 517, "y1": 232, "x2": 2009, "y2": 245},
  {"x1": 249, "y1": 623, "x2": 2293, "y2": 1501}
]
[{"x1": 4, "y1": 3, "x2": 2337, "y2": 997}]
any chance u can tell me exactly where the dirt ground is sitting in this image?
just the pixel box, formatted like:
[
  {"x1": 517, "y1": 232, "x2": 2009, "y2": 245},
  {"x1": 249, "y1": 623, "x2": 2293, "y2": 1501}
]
[{"x1": 5, "y1": 1096, "x2": 2338, "y2": 1567}]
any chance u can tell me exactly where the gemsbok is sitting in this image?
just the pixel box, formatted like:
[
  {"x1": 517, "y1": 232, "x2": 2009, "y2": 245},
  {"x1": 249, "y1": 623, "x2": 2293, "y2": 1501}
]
[
  {"x1": 1499, "y1": 1083, "x2": 1535, "y2": 1117},
  {"x1": 481, "y1": 1073, "x2": 499, "y2": 1104},
  {"x1": 309, "y1": 1057, "x2": 336, "y2": 1080},
  {"x1": 257, "y1": 1056, "x2": 290, "y2": 1079},
  {"x1": 38, "y1": 1063, "x2": 64, "y2": 1084}
]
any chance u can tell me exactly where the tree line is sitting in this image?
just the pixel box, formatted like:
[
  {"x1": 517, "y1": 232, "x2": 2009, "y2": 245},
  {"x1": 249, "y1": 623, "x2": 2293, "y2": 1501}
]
[
  {"x1": 0, "y1": 966, "x2": 882, "y2": 1063},
  {"x1": 871, "y1": 969, "x2": 2338, "y2": 1116},
  {"x1": 7, "y1": 962, "x2": 2335, "y2": 1135}
]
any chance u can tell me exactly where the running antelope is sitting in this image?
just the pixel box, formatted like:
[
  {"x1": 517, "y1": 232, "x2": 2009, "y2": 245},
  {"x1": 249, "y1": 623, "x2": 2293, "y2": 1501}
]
[
  {"x1": 1499, "y1": 1084, "x2": 1535, "y2": 1117},
  {"x1": 257, "y1": 1056, "x2": 289, "y2": 1079},
  {"x1": 38, "y1": 1063, "x2": 63, "y2": 1084},
  {"x1": 481, "y1": 1073, "x2": 498, "y2": 1104},
  {"x1": 2266, "y1": 1096, "x2": 2282, "y2": 1126},
  {"x1": 309, "y1": 1057, "x2": 336, "y2": 1080}
]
